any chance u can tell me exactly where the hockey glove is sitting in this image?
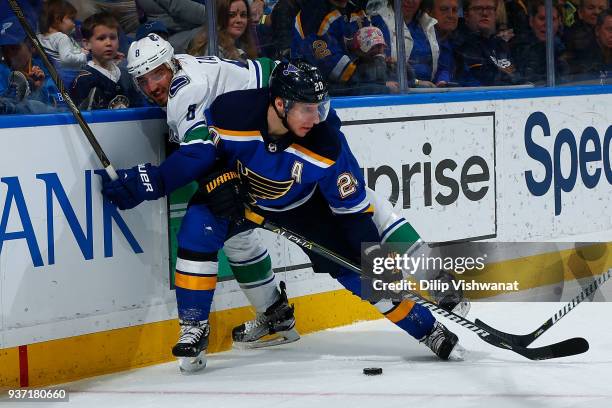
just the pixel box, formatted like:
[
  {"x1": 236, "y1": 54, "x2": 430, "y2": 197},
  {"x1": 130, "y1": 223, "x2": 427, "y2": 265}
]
[
  {"x1": 192, "y1": 170, "x2": 247, "y2": 220},
  {"x1": 100, "y1": 163, "x2": 165, "y2": 210},
  {"x1": 362, "y1": 244, "x2": 404, "y2": 302}
]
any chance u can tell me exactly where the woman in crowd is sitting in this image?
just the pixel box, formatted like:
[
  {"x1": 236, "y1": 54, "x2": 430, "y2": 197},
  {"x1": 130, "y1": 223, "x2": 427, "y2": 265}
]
[{"x1": 187, "y1": 0, "x2": 257, "y2": 61}]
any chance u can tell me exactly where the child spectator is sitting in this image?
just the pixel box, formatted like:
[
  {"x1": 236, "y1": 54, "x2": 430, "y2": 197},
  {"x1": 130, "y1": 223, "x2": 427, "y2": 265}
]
[
  {"x1": 70, "y1": 12, "x2": 141, "y2": 110},
  {"x1": 347, "y1": 25, "x2": 399, "y2": 93},
  {"x1": 37, "y1": 0, "x2": 88, "y2": 70}
]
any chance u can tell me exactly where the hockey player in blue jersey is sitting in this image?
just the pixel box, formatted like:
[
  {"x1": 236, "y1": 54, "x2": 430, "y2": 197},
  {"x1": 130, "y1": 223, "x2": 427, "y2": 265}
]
[
  {"x1": 101, "y1": 60, "x2": 466, "y2": 372},
  {"x1": 121, "y1": 34, "x2": 300, "y2": 373}
]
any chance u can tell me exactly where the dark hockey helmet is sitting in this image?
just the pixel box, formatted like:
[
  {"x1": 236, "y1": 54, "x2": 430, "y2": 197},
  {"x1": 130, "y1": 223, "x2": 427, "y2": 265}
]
[{"x1": 270, "y1": 60, "x2": 329, "y2": 104}]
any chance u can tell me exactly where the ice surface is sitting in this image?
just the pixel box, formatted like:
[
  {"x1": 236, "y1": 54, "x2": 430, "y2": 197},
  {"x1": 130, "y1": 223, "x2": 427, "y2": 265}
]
[{"x1": 8, "y1": 302, "x2": 612, "y2": 408}]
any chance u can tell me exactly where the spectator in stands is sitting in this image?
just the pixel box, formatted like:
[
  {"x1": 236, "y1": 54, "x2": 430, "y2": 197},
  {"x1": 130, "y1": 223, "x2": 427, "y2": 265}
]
[
  {"x1": 0, "y1": 16, "x2": 64, "y2": 110},
  {"x1": 187, "y1": 0, "x2": 257, "y2": 61},
  {"x1": 37, "y1": 0, "x2": 88, "y2": 87},
  {"x1": 347, "y1": 25, "x2": 400, "y2": 92},
  {"x1": 292, "y1": 0, "x2": 399, "y2": 95},
  {"x1": 248, "y1": 0, "x2": 274, "y2": 56},
  {"x1": 511, "y1": 0, "x2": 569, "y2": 84},
  {"x1": 494, "y1": 0, "x2": 513, "y2": 42},
  {"x1": 37, "y1": 0, "x2": 88, "y2": 70},
  {"x1": 452, "y1": 0, "x2": 522, "y2": 86},
  {"x1": 426, "y1": 0, "x2": 460, "y2": 85},
  {"x1": 563, "y1": 0, "x2": 608, "y2": 62},
  {"x1": 501, "y1": 0, "x2": 530, "y2": 43},
  {"x1": 136, "y1": 0, "x2": 207, "y2": 53},
  {"x1": 267, "y1": 0, "x2": 307, "y2": 58},
  {"x1": 135, "y1": 20, "x2": 170, "y2": 40},
  {"x1": 569, "y1": 8, "x2": 612, "y2": 80},
  {"x1": 369, "y1": 0, "x2": 444, "y2": 87},
  {"x1": 0, "y1": 69, "x2": 57, "y2": 114},
  {"x1": 70, "y1": 12, "x2": 141, "y2": 109}
]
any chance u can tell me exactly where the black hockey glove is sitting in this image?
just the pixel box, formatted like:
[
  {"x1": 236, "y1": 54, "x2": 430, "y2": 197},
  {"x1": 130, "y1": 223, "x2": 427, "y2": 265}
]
[
  {"x1": 362, "y1": 244, "x2": 404, "y2": 302},
  {"x1": 193, "y1": 170, "x2": 247, "y2": 220}
]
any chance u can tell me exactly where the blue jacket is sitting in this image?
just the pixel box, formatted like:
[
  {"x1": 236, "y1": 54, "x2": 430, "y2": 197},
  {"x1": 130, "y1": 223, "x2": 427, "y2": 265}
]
[
  {"x1": 291, "y1": 0, "x2": 367, "y2": 83},
  {"x1": 452, "y1": 22, "x2": 522, "y2": 86}
]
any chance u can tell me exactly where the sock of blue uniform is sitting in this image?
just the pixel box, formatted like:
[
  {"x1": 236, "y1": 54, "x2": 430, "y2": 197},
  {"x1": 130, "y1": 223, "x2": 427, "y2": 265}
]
[
  {"x1": 174, "y1": 250, "x2": 218, "y2": 322},
  {"x1": 334, "y1": 271, "x2": 435, "y2": 339}
]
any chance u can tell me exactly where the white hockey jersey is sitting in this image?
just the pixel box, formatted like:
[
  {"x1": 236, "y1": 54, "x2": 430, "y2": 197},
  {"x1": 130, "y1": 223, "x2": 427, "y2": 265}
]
[{"x1": 166, "y1": 55, "x2": 273, "y2": 143}]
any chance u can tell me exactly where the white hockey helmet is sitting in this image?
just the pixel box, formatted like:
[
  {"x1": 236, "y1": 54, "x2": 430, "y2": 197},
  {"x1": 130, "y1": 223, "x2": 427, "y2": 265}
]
[{"x1": 127, "y1": 33, "x2": 177, "y2": 78}]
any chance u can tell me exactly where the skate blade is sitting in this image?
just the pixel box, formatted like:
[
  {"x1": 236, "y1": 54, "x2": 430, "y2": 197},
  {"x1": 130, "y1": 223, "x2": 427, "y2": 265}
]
[
  {"x1": 448, "y1": 343, "x2": 466, "y2": 361},
  {"x1": 234, "y1": 328, "x2": 300, "y2": 349},
  {"x1": 452, "y1": 300, "x2": 471, "y2": 318},
  {"x1": 178, "y1": 352, "x2": 207, "y2": 374}
]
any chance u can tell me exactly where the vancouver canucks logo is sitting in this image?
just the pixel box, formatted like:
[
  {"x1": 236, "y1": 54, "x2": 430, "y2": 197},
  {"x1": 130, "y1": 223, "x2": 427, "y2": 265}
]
[
  {"x1": 283, "y1": 63, "x2": 299, "y2": 76},
  {"x1": 237, "y1": 160, "x2": 294, "y2": 202}
]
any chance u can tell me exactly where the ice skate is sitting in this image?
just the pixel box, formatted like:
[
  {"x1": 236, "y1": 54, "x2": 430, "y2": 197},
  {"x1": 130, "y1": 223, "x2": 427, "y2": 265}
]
[
  {"x1": 421, "y1": 321, "x2": 465, "y2": 360},
  {"x1": 232, "y1": 281, "x2": 300, "y2": 348},
  {"x1": 172, "y1": 320, "x2": 209, "y2": 373}
]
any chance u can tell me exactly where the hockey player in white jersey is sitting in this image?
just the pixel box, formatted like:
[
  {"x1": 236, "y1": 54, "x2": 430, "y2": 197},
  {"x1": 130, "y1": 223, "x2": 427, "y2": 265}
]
[{"x1": 126, "y1": 34, "x2": 299, "y2": 373}]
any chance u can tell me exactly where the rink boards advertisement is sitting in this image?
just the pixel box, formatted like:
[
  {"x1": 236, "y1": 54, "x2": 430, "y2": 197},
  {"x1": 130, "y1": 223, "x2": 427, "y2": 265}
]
[{"x1": 1, "y1": 90, "x2": 611, "y2": 387}]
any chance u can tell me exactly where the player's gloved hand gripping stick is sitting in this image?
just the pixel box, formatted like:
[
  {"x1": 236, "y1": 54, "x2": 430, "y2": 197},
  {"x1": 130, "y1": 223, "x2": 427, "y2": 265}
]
[{"x1": 243, "y1": 208, "x2": 591, "y2": 361}]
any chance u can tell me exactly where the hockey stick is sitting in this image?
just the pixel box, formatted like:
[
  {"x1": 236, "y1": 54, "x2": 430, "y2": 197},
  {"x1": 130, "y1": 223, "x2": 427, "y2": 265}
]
[
  {"x1": 7, "y1": 0, "x2": 118, "y2": 180},
  {"x1": 475, "y1": 268, "x2": 612, "y2": 347},
  {"x1": 244, "y1": 208, "x2": 589, "y2": 360}
]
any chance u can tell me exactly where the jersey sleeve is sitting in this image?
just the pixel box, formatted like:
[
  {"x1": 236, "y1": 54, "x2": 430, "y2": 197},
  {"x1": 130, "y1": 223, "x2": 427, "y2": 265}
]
[
  {"x1": 318, "y1": 123, "x2": 380, "y2": 246},
  {"x1": 317, "y1": 126, "x2": 371, "y2": 215},
  {"x1": 158, "y1": 138, "x2": 218, "y2": 193},
  {"x1": 166, "y1": 76, "x2": 212, "y2": 143}
]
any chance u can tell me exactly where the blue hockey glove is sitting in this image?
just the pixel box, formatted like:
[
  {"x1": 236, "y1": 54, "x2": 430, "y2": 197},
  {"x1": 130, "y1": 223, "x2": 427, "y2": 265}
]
[{"x1": 100, "y1": 163, "x2": 165, "y2": 210}]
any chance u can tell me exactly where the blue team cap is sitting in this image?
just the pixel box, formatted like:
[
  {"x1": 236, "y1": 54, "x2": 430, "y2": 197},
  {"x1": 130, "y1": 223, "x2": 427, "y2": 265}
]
[
  {"x1": 0, "y1": 16, "x2": 27, "y2": 46},
  {"x1": 136, "y1": 21, "x2": 169, "y2": 41}
]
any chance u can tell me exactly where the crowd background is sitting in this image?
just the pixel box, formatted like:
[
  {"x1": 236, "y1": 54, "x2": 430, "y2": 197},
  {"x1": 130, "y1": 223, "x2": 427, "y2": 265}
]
[{"x1": 1, "y1": 0, "x2": 610, "y2": 113}]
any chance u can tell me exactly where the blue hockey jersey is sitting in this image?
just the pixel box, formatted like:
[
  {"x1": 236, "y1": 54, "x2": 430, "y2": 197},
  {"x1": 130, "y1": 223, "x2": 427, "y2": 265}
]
[
  {"x1": 159, "y1": 88, "x2": 372, "y2": 216},
  {"x1": 291, "y1": 0, "x2": 367, "y2": 83}
]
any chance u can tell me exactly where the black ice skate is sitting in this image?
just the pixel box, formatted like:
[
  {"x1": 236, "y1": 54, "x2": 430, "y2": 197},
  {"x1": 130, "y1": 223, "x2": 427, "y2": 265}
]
[
  {"x1": 172, "y1": 320, "x2": 209, "y2": 373},
  {"x1": 421, "y1": 321, "x2": 465, "y2": 360},
  {"x1": 232, "y1": 281, "x2": 300, "y2": 348},
  {"x1": 432, "y1": 270, "x2": 471, "y2": 318}
]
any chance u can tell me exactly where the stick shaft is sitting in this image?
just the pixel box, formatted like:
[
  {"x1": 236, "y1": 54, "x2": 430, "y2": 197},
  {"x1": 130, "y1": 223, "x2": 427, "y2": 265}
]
[{"x1": 7, "y1": 0, "x2": 118, "y2": 180}]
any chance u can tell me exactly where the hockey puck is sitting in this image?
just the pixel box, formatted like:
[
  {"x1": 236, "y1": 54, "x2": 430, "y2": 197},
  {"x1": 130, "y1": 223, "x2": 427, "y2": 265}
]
[{"x1": 363, "y1": 367, "x2": 383, "y2": 376}]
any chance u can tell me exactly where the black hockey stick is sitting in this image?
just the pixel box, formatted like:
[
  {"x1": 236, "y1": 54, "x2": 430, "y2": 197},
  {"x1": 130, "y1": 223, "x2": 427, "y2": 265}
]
[
  {"x1": 475, "y1": 268, "x2": 611, "y2": 347},
  {"x1": 244, "y1": 209, "x2": 589, "y2": 360},
  {"x1": 7, "y1": 0, "x2": 118, "y2": 180}
]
